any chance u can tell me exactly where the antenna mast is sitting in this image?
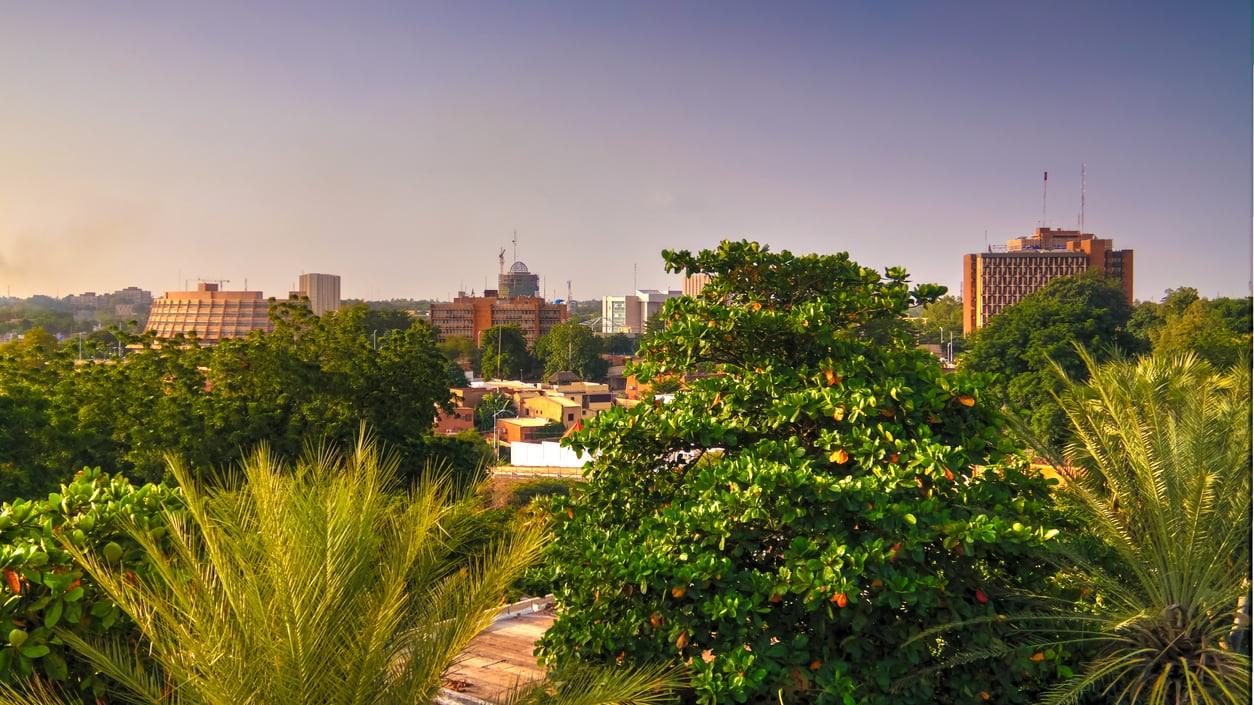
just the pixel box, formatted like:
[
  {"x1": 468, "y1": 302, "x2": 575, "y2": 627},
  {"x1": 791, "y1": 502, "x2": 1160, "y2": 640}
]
[
  {"x1": 512, "y1": 229, "x2": 518, "y2": 263},
  {"x1": 1041, "y1": 171, "x2": 1048, "y2": 227},
  {"x1": 1080, "y1": 163, "x2": 1086, "y2": 234}
]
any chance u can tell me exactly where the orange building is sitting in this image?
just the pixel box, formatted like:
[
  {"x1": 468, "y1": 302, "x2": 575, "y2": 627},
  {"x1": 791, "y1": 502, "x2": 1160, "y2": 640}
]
[
  {"x1": 962, "y1": 228, "x2": 1133, "y2": 334},
  {"x1": 430, "y1": 289, "x2": 569, "y2": 346},
  {"x1": 144, "y1": 283, "x2": 284, "y2": 343}
]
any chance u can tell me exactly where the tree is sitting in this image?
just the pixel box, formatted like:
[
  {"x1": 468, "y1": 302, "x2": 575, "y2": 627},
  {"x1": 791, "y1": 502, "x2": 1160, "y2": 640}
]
[
  {"x1": 359, "y1": 304, "x2": 415, "y2": 339},
  {"x1": 1033, "y1": 351, "x2": 1251, "y2": 705},
  {"x1": 535, "y1": 321, "x2": 609, "y2": 382},
  {"x1": 603, "y1": 333, "x2": 639, "y2": 356},
  {"x1": 474, "y1": 391, "x2": 517, "y2": 432},
  {"x1": 1149, "y1": 299, "x2": 1250, "y2": 369},
  {"x1": 438, "y1": 334, "x2": 481, "y2": 371},
  {"x1": 479, "y1": 325, "x2": 536, "y2": 381},
  {"x1": 0, "y1": 440, "x2": 676, "y2": 705},
  {"x1": 915, "y1": 295, "x2": 963, "y2": 344},
  {"x1": 539, "y1": 241, "x2": 1067, "y2": 704},
  {"x1": 961, "y1": 270, "x2": 1146, "y2": 448}
]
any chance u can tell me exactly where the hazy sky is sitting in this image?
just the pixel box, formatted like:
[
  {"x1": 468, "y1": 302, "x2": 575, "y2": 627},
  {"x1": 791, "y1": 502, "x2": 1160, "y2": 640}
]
[{"x1": 1, "y1": 1, "x2": 1249, "y2": 303}]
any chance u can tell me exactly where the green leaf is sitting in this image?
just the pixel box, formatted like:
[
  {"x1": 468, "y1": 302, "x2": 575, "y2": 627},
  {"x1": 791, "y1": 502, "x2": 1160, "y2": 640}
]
[
  {"x1": 43, "y1": 600, "x2": 62, "y2": 629},
  {"x1": 18, "y1": 644, "x2": 49, "y2": 659}
]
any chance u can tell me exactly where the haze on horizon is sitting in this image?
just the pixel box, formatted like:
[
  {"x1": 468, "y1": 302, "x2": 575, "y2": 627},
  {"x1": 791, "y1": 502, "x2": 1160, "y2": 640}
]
[{"x1": 1, "y1": 1, "x2": 1249, "y2": 304}]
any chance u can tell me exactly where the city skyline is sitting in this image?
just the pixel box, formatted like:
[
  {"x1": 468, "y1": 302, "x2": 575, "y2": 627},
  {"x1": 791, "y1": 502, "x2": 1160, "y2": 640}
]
[{"x1": 1, "y1": 1, "x2": 1250, "y2": 303}]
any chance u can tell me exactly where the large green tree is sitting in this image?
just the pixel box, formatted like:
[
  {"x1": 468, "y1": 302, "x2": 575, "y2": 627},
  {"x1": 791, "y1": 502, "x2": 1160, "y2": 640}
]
[
  {"x1": 479, "y1": 325, "x2": 537, "y2": 381},
  {"x1": 539, "y1": 241, "x2": 1068, "y2": 704},
  {"x1": 961, "y1": 270, "x2": 1146, "y2": 447},
  {"x1": 535, "y1": 321, "x2": 609, "y2": 381}
]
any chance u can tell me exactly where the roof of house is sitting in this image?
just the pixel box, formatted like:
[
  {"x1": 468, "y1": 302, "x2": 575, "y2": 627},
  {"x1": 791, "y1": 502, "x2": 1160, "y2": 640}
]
[{"x1": 499, "y1": 417, "x2": 552, "y2": 428}]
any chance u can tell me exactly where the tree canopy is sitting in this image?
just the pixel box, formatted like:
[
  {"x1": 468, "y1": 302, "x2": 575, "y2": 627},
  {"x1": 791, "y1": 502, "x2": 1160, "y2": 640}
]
[
  {"x1": 961, "y1": 270, "x2": 1147, "y2": 448},
  {"x1": 534, "y1": 321, "x2": 609, "y2": 382},
  {"x1": 0, "y1": 303, "x2": 478, "y2": 498},
  {"x1": 478, "y1": 325, "x2": 537, "y2": 381},
  {"x1": 539, "y1": 241, "x2": 1068, "y2": 704}
]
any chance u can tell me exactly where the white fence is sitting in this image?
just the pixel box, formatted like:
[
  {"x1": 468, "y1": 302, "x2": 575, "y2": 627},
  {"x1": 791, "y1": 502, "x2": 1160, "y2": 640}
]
[{"x1": 508, "y1": 441, "x2": 594, "y2": 468}]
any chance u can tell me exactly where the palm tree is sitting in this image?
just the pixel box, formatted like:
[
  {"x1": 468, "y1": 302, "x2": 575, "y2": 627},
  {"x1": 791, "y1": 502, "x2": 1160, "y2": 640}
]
[
  {"x1": 1, "y1": 437, "x2": 674, "y2": 705},
  {"x1": 1039, "y1": 350, "x2": 1250, "y2": 705}
]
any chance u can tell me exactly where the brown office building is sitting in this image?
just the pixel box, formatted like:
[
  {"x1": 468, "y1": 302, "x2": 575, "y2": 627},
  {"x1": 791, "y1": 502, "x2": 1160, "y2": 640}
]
[
  {"x1": 144, "y1": 283, "x2": 281, "y2": 344},
  {"x1": 962, "y1": 228, "x2": 1133, "y2": 335},
  {"x1": 430, "y1": 290, "x2": 569, "y2": 346}
]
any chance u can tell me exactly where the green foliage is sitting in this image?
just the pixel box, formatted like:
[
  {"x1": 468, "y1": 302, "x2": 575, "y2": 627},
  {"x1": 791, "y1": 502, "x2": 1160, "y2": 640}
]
[
  {"x1": 0, "y1": 468, "x2": 183, "y2": 699},
  {"x1": 480, "y1": 325, "x2": 538, "y2": 381},
  {"x1": 437, "y1": 334, "x2": 481, "y2": 375},
  {"x1": 0, "y1": 440, "x2": 676, "y2": 705},
  {"x1": 1129, "y1": 292, "x2": 1253, "y2": 370},
  {"x1": 535, "y1": 321, "x2": 609, "y2": 382},
  {"x1": 359, "y1": 305, "x2": 415, "y2": 339},
  {"x1": 539, "y1": 241, "x2": 1068, "y2": 704},
  {"x1": 1035, "y1": 351, "x2": 1251, "y2": 705},
  {"x1": 603, "y1": 333, "x2": 640, "y2": 356},
  {"x1": 0, "y1": 301, "x2": 462, "y2": 497},
  {"x1": 961, "y1": 270, "x2": 1147, "y2": 448},
  {"x1": 475, "y1": 392, "x2": 517, "y2": 432},
  {"x1": 508, "y1": 479, "x2": 578, "y2": 509}
]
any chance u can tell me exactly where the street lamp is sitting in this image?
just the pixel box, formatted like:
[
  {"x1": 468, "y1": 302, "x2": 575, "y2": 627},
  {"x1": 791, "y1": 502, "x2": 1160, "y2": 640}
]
[{"x1": 490, "y1": 407, "x2": 511, "y2": 466}]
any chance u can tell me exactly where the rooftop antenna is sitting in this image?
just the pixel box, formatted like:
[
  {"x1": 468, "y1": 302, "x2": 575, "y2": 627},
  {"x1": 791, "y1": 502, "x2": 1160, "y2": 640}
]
[
  {"x1": 512, "y1": 229, "x2": 518, "y2": 263},
  {"x1": 1080, "y1": 163, "x2": 1086, "y2": 234},
  {"x1": 1041, "y1": 170, "x2": 1048, "y2": 228},
  {"x1": 633, "y1": 263, "x2": 638, "y2": 292}
]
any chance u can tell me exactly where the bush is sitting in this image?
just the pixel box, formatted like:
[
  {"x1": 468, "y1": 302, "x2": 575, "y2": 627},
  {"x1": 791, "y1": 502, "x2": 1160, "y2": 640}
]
[
  {"x1": 0, "y1": 468, "x2": 183, "y2": 699},
  {"x1": 508, "y1": 478, "x2": 578, "y2": 509}
]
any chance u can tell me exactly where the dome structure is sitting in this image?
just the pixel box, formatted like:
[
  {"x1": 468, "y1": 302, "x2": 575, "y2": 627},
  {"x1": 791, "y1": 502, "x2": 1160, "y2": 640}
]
[{"x1": 499, "y1": 261, "x2": 540, "y2": 299}]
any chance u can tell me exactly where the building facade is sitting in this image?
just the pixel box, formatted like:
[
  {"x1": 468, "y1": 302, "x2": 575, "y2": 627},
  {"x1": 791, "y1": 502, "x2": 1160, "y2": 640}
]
[
  {"x1": 498, "y1": 261, "x2": 540, "y2": 299},
  {"x1": 296, "y1": 273, "x2": 341, "y2": 316},
  {"x1": 962, "y1": 227, "x2": 1134, "y2": 334},
  {"x1": 144, "y1": 283, "x2": 282, "y2": 343},
  {"x1": 682, "y1": 273, "x2": 714, "y2": 297},
  {"x1": 430, "y1": 290, "x2": 569, "y2": 346},
  {"x1": 600, "y1": 289, "x2": 683, "y2": 334}
]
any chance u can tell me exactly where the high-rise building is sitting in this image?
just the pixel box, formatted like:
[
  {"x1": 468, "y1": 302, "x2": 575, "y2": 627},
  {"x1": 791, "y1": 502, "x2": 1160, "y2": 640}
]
[
  {"x1": 962, "y1": 227, "x2": 1133, "y2": 334},
  {"x1": 296, "y1": 273, "x2": 341, "y2": 316},
  {"x1": 144, "y1": 283, "x2": 283, "y2": 344},
  {"x1": 430, "y1": 290, "x2": 569, "y2": 346}
]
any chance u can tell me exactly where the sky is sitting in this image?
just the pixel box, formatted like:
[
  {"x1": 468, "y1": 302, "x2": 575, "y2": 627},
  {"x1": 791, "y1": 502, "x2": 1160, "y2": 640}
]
[{"x1": 0, "y1": 1, "x2": 1249, "y2": 303}]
